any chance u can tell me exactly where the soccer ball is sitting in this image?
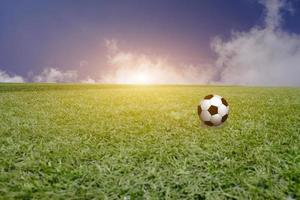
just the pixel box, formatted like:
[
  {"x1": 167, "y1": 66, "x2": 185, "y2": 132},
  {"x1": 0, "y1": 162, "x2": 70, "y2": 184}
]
[{"x1": 198, "y1": 94, "x2": 229, "y2": 126}]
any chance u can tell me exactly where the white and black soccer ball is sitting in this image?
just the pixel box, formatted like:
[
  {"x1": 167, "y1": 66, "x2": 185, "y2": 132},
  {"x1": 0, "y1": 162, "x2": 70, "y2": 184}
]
[{"x1": 198, "y1": 94, "x2": 229, "y2": 126}]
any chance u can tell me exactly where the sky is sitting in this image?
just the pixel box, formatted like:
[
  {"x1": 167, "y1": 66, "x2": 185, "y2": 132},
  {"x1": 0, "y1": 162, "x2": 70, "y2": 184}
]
[{"x1": 0, "y1": 0, "x2": 300, "y2": 85}]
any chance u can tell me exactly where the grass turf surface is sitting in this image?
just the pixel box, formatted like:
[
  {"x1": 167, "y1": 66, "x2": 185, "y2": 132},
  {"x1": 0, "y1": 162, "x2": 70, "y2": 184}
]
[{"x1": 0, "y1": 84, "x2": 300, "y2": 199}]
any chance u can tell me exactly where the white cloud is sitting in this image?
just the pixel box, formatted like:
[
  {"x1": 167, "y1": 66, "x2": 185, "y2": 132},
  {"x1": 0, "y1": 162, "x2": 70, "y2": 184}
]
[
  {"x1": 0, "y1": 69, "x2": 24, "y2": 83},
  {"x1": 105, "y1": 39, "x2": 119, "y2": 53},
  {"x1": 262, "y1": 0, "x2": 287, "y2": 29},
  {"x1": 33, "y1": 68, "x2": 78, "y2": 83},
  {"x1": 212, "y1": 0, "x2": 300, "y2": 86},
  {"x1": 102, "y1": 39, "x2": 215, "y2": 84},
  {"x1": 81, "y1": 77, "x2": 96, "y2": 83}
]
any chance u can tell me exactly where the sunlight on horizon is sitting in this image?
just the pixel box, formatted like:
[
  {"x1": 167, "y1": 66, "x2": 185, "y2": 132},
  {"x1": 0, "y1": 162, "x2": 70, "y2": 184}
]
[{"x1": 115, "y1": 70, "x2": 153, "y2": 84}]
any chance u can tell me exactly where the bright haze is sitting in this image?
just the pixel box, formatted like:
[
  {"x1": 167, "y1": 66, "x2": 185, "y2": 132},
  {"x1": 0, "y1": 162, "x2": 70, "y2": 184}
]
[{"x1": 0, "y1": 0, "x2": 300, "y2": 85}]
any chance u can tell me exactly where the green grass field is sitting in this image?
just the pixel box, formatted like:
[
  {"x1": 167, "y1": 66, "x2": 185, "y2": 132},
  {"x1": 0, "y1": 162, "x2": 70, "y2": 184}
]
[{"x1": 0, "y1": 84, "x2": 299, "y2": 199}]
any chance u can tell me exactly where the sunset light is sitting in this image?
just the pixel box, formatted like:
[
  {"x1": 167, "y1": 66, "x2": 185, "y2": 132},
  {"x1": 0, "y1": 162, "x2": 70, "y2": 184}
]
[
  {"x1": 115, "y1": 70, "x2": 153, "y2": 84},
  {"x1": 133, "y1": 72, "x2": 151, "y2": 84}
]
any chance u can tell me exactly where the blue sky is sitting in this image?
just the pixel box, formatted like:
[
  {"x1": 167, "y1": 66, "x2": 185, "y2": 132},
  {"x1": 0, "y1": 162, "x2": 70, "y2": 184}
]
[{"x1": 0, "y1": 0, "x2": 299, "y2": 85}]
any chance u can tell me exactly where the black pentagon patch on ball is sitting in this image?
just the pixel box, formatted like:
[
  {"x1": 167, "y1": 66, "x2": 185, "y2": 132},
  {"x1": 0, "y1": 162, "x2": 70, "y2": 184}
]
[
  {"x1": 197, "y1": 105, "x2": 202, "y2": 116},
  {"x1": 208, "y1": 105, "x2": 218, "y2": 115},
  {"x1": 204, "y1": 121, "x2": 214, "y2": 126},
  {"x1": 204, "y1": 94, "x2": 213, "y2": 100},
  {"x1": 222, "y1": 114, "x2": 228, "y2": 122},
  {"x1": 221, "y1": 98, "x2": 228, "y2": 106}
]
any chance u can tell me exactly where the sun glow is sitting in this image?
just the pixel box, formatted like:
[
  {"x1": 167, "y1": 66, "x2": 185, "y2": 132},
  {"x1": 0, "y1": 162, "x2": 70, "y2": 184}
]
[
  {"x1": 118, "y1": 71, "x2": 153, "y2": 84},
  {"x1": 132, "y1": 72, "x2": 151, "y2": 84},
  {"x1": 103, "y1": 39, "x2": 215, "y2": 84}
]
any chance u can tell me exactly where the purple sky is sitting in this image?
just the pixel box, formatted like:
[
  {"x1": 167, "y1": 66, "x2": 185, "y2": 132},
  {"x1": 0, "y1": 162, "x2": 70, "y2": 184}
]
[{"x1": 0, "y1": 0, "x2": 300, "y2": 85}]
